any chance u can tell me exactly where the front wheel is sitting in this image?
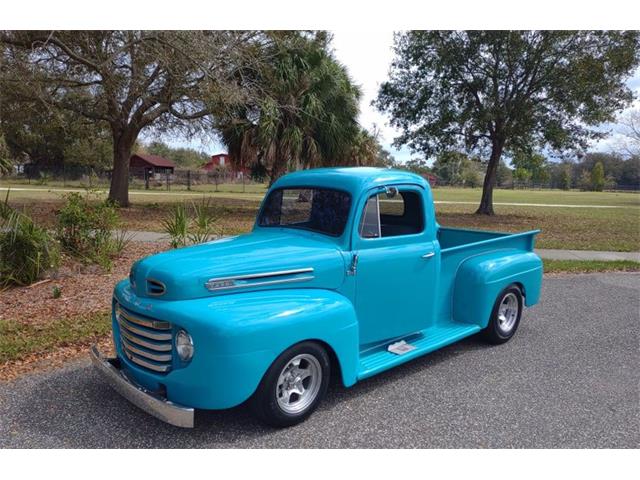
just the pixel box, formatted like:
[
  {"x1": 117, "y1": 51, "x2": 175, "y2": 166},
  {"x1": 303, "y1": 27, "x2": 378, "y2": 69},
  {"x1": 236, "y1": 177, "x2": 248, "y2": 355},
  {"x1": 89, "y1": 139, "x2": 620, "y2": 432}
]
[
  {"x1": 482, "y1": 284, "x2": 523, "y2": 344},
  {"x1": 249, "y1": 341, "x2": 330, "y2": 428}
]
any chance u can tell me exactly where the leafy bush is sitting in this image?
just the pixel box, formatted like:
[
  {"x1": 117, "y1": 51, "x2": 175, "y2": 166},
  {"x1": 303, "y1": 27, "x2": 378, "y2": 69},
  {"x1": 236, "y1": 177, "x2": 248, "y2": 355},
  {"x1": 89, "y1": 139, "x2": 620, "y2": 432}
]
[
  {"x1": 163, "y1": 198, "x2": 224, "y2": 248},
  {"x1": 56, "y1": 192, "x2": 125, "y2": 269},
  {"x1": 0, "y1": 192, "x2": 60, "y2": 287}
]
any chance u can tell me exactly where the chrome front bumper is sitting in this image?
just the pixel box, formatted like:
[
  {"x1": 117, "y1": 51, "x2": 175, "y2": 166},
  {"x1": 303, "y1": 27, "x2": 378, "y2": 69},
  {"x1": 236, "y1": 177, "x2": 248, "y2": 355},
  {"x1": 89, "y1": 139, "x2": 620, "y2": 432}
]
[{"x1": 90, "y1": 346, "x2": 194, "y2": 428}]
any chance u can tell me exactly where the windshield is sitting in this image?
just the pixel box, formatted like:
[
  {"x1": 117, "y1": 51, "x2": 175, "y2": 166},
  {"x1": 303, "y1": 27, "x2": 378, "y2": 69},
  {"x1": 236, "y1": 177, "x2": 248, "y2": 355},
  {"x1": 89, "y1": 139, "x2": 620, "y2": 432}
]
[{"x1": 258, "y1": 187, "x2": 351, "y2": 237}]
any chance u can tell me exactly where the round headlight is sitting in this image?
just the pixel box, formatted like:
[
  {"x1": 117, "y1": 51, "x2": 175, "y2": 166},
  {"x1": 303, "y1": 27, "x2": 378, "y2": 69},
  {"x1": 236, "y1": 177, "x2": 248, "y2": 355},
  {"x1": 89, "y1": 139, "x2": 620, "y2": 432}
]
[{"x1": 176, "y1": 329, "x2": 194, "y2": 362}]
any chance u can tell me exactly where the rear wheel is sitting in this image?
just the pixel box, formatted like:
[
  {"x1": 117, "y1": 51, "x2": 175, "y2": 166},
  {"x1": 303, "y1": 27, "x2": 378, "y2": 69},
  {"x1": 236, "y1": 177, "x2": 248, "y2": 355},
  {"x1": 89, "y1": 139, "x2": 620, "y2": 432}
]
[
  {"x1": 482, "y1": 284, "x2": 523, "y2": 344},
  {"x1": 249, "y1": 341, "x2": 330, "y2": 428}
]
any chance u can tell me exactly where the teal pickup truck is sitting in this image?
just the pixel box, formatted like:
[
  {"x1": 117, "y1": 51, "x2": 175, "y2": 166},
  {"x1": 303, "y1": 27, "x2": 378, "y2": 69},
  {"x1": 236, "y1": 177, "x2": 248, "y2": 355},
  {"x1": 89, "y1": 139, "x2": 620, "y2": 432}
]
[{"x1": 91, "y1": 167, "x2": 542, "y2": 428}]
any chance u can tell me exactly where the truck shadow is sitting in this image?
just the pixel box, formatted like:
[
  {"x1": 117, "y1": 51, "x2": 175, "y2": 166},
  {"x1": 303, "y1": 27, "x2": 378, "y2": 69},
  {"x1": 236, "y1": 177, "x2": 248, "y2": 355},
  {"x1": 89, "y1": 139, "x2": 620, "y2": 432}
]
[{"x1": 10, "y1": 334, "x2": 489, "y2": 447}]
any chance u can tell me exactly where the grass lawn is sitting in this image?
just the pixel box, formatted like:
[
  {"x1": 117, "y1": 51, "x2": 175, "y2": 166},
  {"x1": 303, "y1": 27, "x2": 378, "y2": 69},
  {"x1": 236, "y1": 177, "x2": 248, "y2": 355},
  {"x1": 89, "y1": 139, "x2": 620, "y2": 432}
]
[
  {"x1": 432, "y1": 187, "x2": 639, "y2": 207},
  {"x1": 436, "y1": 203, "x2": 639, "y2": 252},
  {"x1": 2, "y1": 182, "x2": 639, "y2": 205},
  {"x1": 3, "y1": 183, "x2": 639, "y2": 251},
  {"x1": 543, "y1": 259, "x2": 640, "y2": 274},
  {"x1": 0, "y1": 312, "x2": 110, "y2": 364}
]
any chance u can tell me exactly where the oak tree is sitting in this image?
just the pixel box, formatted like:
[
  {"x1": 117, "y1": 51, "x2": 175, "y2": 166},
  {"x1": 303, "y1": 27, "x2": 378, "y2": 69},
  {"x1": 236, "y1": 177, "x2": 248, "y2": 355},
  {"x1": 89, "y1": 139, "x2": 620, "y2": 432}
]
[
  {"x1": 376, "y1": 31, "x2": 640, "y2": 214},
  {"x1": 1, "y1": 30, "x2": 262, "y2": 205}
]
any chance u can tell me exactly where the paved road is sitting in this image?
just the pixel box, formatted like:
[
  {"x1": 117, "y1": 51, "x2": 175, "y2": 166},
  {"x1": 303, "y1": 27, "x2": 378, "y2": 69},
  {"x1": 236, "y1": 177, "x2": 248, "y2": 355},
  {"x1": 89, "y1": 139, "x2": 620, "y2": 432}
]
[{"x1": 0, "y1": 273, "x2": 638, "y2": 448}]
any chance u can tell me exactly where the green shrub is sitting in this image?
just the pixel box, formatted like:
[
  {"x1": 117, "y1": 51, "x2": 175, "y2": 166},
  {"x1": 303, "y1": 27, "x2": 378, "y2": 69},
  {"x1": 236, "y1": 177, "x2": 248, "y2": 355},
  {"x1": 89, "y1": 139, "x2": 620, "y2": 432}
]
[
  {"x1": 0, "y1": 193, "x2": 60, "y2": 287},
  {"x1": 591, "y1": 161, "x2": 605, "y2": 192},
  {"x1": 56, "y1": 192, "x2": 124, "y2": 269}
]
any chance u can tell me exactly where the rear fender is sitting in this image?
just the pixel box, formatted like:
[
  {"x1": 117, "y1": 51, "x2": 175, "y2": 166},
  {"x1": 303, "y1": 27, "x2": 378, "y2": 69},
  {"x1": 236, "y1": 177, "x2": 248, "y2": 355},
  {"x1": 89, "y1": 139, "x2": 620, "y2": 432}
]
[{"x1": 452, "y1": 250, "x2": 543, "y2": 328}]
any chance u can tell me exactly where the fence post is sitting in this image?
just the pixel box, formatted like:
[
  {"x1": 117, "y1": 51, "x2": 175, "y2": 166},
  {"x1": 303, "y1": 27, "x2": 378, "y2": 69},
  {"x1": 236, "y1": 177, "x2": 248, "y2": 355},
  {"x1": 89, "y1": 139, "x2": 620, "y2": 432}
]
[
  {"x1": 187, "y1": 170, "x2": 191, "y2": 191},
  {"x1": 166, "y1": 171, "x2": 170, "y2": 190},
  {"x1": 144, "y1": 169, "x2": 149, "y2": 190}
]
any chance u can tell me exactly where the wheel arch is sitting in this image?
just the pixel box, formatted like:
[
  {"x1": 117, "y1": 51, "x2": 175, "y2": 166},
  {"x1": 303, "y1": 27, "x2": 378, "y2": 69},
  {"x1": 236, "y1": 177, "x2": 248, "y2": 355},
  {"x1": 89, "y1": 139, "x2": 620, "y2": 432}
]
[{"x1": 452, "y1": 250, "x2": 542, "y2": 328}]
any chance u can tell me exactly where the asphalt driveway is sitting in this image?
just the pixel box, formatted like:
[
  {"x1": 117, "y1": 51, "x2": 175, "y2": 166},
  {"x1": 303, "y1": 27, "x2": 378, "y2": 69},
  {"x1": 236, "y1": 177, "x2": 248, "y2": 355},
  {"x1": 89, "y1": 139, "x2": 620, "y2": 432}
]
[{"x1": 0, "y1": 273, "x2": 638, "y2": 448}]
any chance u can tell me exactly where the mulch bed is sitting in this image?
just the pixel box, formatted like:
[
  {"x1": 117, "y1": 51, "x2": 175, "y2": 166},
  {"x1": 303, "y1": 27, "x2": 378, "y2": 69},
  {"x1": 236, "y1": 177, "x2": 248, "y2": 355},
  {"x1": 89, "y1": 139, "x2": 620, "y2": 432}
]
[
  {"x1": 0, "y1": 241, "x2": 167, "y2": 325},
  {"x1": 0, "y1": 241, "x2": 169, "y2": 381}
]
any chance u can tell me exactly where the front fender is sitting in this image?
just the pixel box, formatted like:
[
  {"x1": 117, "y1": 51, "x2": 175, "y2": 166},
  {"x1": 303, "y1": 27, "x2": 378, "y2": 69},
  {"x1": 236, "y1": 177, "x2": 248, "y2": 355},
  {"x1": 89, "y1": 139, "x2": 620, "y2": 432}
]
[
  {"x1": 114, "y1": 283, "x2": 359, "y2": 409},
  {"x1": 452, "y1": 250, "x2": 543, "y2": 328},
  {"x1": 201, "y1": 288, "x2": 360, "y2": 387}
]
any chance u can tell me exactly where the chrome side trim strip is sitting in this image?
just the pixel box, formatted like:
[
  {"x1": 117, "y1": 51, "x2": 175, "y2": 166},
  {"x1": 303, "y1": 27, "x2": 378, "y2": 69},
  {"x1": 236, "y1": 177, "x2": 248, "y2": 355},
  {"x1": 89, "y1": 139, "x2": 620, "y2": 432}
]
[
  {"x1": 118, "y1": 318, "x2": 172, "y2": 341},
  {"x1": 209, "y1": 267, "x2": 314, "y2": 283},
  {"x1": 119, "y1": 309, "x2": 171, "y2": 330},
  {"x1": 90, "y1": 346, "x2": 194, "y2": 428},
  {"x1": 121, "y1": 337, "x2": 172, "y2": 362},
  {"x1": 207, "y1": 275, "x2": 315, "y2": 291},
  {"x1": 205, "y1": 267, "x2": 315, "y2": 291}
]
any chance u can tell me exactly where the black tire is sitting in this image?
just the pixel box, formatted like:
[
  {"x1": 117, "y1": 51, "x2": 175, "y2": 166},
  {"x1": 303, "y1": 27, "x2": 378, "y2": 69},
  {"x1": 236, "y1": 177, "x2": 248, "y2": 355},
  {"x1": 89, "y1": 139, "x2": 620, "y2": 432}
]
[
  {"x1": 249, "y1": 341, "x2": 330, "y2": 428},
  {"x1": 482, "y1": 284, "x2": 523, "y2": 345}
]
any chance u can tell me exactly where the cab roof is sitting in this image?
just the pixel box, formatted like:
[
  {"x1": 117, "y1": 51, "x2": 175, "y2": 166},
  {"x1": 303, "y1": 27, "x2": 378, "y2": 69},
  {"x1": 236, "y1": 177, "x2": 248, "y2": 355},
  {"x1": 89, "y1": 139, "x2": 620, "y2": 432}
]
[{"x1": 272, "y1": 167, "x2": 429, "y2": 196}]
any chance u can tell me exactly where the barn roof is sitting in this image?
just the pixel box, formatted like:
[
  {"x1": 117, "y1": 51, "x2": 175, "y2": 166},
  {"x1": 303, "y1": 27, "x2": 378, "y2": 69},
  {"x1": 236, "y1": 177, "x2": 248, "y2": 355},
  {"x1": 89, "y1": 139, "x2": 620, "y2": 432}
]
[{"x1": 131, "y1": 153, "x2": 176, "y2": 168}]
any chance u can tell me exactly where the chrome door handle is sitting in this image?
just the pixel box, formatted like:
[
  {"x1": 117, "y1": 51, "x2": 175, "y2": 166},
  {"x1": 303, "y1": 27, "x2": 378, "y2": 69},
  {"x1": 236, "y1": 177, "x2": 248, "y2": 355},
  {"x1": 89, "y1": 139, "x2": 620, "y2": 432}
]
[{"x1": 421, "y1": 252, "x2": 435, "y2": 259}]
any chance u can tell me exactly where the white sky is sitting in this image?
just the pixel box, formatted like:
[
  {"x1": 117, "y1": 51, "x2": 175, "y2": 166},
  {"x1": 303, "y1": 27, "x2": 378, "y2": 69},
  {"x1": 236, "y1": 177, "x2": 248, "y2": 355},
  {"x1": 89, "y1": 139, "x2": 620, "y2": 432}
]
[{"x1": 164, "y1": 31, "x2": 640, "y2": 163}]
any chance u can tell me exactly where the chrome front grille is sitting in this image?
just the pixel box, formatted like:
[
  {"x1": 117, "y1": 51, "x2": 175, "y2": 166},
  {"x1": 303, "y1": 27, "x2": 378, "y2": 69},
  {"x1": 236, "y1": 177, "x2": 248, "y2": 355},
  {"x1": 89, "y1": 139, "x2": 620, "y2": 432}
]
[{"x1": 116, "y1": 304, "x2": 174, "y2": 373}]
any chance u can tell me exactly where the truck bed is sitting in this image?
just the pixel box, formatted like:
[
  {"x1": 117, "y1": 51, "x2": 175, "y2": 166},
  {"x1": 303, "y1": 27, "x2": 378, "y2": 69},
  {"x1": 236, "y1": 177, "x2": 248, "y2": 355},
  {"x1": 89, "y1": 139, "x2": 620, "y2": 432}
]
[
  {"x1": 435, "y1": 226, "x2": 540, "y2": 323},
  {"x1": 438, "y1": 226, "x2": 538, "y2": 253}
]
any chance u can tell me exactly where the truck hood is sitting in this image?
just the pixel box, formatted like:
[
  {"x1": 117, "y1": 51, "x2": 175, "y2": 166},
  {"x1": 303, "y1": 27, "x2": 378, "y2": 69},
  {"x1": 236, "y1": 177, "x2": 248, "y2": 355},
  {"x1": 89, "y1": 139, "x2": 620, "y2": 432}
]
[{"x1": 128, "y1": 230, "x2": 347, "y2": 301}]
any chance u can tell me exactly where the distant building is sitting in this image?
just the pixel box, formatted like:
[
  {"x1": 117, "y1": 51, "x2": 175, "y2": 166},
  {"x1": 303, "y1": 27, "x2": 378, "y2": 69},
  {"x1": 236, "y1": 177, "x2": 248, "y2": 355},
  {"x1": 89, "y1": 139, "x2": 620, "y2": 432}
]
[
  {"x1": 130, "y1": 153, "x2": 175, "y2": 178},
  {"x1": 202, "y1": 153, "x2": 231, "y2": 170},
  {"x1": 422, "y1": 172, "x2": 438, "y2": 187},
  {"x1": 202, "y1": 153, "x2": 250, "y2": 179}
]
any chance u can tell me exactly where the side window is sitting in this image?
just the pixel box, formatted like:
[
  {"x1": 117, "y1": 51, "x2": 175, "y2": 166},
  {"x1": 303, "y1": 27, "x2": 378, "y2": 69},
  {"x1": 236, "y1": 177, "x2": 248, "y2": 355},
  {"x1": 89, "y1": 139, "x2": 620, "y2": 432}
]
[
  {"x1": 359, "y1": 195, "x2": 380, "y2": 238},
  {"x1": 359, "y1": 189, "x2": 424, "y2": 239}
]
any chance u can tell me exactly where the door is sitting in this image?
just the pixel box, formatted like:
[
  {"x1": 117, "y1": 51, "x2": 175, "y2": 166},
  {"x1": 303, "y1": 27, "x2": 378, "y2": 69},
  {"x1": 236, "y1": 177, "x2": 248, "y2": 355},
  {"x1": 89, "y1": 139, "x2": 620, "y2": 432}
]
[{"x1": 353, "y1": 186, "x2": 438, "y2": 346}]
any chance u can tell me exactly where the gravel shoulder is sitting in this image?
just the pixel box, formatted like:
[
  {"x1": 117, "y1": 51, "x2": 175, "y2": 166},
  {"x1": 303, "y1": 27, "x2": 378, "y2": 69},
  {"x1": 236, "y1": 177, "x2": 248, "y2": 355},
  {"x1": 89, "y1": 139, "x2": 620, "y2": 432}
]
[{"x1": 0, "y1": 273, "x2": 638, "y2": 448}]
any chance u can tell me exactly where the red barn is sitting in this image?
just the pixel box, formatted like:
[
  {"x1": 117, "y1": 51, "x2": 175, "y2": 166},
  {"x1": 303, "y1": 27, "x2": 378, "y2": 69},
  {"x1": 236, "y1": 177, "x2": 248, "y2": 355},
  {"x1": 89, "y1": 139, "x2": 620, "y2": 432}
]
[
  {"x1": 130, "y1": 153, "x2": 175, "y2": 178},
  {"x1": 202, "y1": 153, "x2": 231, "y2": 170},
  {"x1": 202, "y1": 153, "x2": 250, "y2": 179}
]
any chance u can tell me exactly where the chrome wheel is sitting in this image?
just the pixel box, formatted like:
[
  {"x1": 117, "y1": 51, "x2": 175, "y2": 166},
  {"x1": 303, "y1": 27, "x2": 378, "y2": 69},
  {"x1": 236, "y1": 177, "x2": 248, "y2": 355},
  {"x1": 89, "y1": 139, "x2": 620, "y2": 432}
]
[
  {"x1": 276, "y1": 353, "x2": 322, "y2": 414},
  {"x1": 497, "y1": 292, "x2": 519, "y2": 333}
]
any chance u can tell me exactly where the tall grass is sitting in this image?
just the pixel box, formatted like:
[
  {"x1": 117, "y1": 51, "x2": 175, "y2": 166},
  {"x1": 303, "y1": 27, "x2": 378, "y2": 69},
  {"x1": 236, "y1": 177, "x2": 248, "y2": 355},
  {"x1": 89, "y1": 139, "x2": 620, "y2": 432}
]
[
  {"x1": 163, "y1": 197, "x2": 225, "y2": 248},
  {"x1": 162, "y1": 203, "x2": 189, "y2": 248}
]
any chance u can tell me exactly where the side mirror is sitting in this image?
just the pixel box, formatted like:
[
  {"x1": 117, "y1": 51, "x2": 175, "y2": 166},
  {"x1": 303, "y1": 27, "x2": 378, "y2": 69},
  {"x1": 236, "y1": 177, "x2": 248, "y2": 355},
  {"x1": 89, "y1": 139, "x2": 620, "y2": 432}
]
[{"x1": 384, "y1": 186, "x2": 398, "y2": 198}]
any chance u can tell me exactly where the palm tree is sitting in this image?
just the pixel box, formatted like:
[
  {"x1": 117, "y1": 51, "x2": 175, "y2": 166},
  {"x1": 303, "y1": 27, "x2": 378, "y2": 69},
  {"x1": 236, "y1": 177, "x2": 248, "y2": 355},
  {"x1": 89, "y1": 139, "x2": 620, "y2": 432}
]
[
  {"x1": 0, "y1": 134, "x2": 12, "y2": 175},
  {"x1": 221, "y1": 32, "x2": 362, "y2": 185}
]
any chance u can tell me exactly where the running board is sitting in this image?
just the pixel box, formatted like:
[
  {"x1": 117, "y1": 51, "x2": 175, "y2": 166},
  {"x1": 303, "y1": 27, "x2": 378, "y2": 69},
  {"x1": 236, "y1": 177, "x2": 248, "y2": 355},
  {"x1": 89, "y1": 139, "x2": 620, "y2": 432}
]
[{"x1": 357, "y1": 324, "x2": 482, "y2": 380}]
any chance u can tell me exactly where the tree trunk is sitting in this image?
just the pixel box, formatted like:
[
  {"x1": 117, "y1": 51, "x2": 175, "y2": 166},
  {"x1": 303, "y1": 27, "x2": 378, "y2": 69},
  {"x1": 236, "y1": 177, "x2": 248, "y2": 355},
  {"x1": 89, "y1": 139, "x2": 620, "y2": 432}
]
[
  {"x1": 268, "y1": 144, "x2": 287, "y2": 187},
  {"x1": 108, "y1": 129, "x2": 136, "y2": 207},
  {"x1": 476, "y1": 140, "x2": 504, "y2": 215}
]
